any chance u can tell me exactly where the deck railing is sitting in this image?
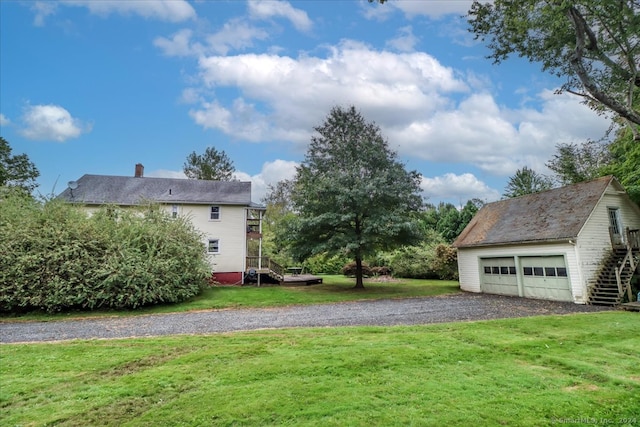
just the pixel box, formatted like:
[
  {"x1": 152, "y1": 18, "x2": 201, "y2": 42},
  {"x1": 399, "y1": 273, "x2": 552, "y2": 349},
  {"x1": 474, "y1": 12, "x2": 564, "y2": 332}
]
[
  {"x1": 246, "y1": 257, "x2": 284, "y2": 278},
  {"x1": 609, "y1": 227, "x2": 640, "y2": 250},
  {"x1": 626, "y1": 228, "x2": 639, "y2": 250}
]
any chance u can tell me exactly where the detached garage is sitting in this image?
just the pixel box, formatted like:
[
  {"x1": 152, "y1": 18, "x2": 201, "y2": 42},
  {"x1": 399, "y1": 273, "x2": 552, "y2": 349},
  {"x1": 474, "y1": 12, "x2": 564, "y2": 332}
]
[{"x1": 453, "y1": 176, "x2": 640, "y2": 304}]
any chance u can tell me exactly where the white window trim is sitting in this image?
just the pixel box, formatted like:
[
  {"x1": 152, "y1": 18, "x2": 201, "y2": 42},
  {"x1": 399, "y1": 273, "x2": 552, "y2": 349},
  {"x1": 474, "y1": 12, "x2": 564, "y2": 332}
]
[
  {"x1": 210, "y1": 206, "x2": 221, "y2": 221},
  {"x1": 207, "y1": 238, "x2": 220, "y2": 254}
]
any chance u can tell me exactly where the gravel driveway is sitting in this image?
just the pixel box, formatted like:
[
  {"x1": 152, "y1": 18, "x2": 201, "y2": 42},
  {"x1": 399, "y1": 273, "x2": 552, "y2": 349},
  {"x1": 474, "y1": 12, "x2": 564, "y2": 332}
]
[{"x1": 0, "y1": 293, "x2": 611, "y2": 344}]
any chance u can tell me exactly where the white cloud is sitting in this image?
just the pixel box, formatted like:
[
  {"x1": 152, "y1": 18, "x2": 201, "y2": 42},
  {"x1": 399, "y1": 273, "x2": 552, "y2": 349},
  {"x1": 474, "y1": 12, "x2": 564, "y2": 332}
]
[
  {"x1": 386, "y1": 26, "x2": 419, "y2": 52},
  {"x1": 387, "y1": 91, "x2": 611, "y2": 176},
  {"x1": 360, "y1": 0, "x2": 395, "y2": 22},
  {"x1": 147, "y1": 169, "x2": 188, "y2": 179},
  {"x1": 234, "y1": 159, "x2": 298, "y2": 203},
  {"x1": 154, "y1": 20, "x2": 270, "y2": 57},
  {"x1": 179, "y1": 87, "x2": 202, "y2": 105},
  {"x1": 248, "y1": 0, "x2": 313, "y2": 32},
  {"x1": 19, "y1": 104, "x2": 90, "y2": 142},
  {"x1": 191, "y1": 41, "x2": 467, "y2": 143},
  {"x1": 154, "y1": 29, "x2": 203, "y2": 57},
  {"x1": 391, "y1": 0, "x2": 475, "y2": 19},
  {"x1": 37, "y1": 0, "x2": 196, "y2": 23},
  {"x1": 205, "y1": 19, "x2": 270, "y2": 55},
  {"x1": 31, "y1": 1, "x2": 57, "y2": 26},
  {"x1": 0, "y1": 113, "x2": 10, "y2": 126},
  {"x1": 421, "y1": 173, "x2": 501, "y2": 205}
]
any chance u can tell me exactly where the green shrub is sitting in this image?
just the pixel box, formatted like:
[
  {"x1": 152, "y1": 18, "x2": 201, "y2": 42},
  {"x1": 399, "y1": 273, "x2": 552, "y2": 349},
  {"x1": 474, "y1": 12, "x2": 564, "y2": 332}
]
[
  {"x1": 388, "y1": 245, "x2": 438, "y2": 279},
  {"x1": 431, "y1": 244, "x2": 458, "y2": 280},
  {"x1": 0, "y1": 195, "x2": 210, "y2": 313},
  {"x1": 341, "y1": 261, "x2": 373, "y2": 277},
  {"x1": 303, "y1": 253, "x2": 350, "y2": 274},
  {"x1": 387, "y1": 241, "x2": 458, "y2": 280}
]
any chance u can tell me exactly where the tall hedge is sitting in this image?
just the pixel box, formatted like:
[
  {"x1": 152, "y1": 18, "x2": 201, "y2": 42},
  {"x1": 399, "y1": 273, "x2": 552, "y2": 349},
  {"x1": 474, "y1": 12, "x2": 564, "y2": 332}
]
[{"x1": 0, "y1": 193, "x2": 210, "y2": 313}]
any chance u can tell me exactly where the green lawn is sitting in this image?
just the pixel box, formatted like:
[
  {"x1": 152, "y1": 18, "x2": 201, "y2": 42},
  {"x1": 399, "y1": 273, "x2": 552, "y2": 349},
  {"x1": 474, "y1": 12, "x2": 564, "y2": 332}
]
[
  {"x1": 1, "y1": 275, "x2": 460, "y2": 321},
  {"x1": 1, "y1": 312, "x2": 638, "y2": 426}
]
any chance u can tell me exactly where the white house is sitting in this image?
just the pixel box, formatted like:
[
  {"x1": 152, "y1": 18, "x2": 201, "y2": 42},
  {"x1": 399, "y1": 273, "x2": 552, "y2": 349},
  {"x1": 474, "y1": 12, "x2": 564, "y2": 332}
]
[
  {"x1": 57, "y1": 164, "x2": 268, "y2": 284},
  {"x1": 452, "y1": 176, "x2": 640, "y2": 305}
]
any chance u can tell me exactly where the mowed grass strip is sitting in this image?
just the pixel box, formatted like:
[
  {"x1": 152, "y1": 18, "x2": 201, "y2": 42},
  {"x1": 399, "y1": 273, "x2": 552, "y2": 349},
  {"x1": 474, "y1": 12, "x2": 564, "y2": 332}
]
[
  {"x1": 2, "y1": 276, "x2": 459, "y2": 321},
  {"x1": 1, "y1": 312, "x2": 638, "y2": 426}
]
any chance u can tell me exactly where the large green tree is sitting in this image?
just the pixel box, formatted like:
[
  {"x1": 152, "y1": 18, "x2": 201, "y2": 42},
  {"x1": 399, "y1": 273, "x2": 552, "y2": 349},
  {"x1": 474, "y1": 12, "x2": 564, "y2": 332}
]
[
  {"x1": 289, "y1": 106, "x2": 423, "y2": 288},
  {"x1": 183, "y1": 146, "x2": 236, "y2": 181},
  {"x1": 503, "y1": 166, "x2": 554, "y2": 198},
  {"x1": 602, "y1": 127, "x2": 640, "y2": 205},
  {"x1": 419, "y1": 199, "x2": 484, "y2": 243},
  {"x1": 261, "y1": 179, "x2": 297, "y2": 268},
  {"x1": 467, "y1": 0, "x2": 640, "y2": 132},
  {"x1": 546, "y1": 140, "x2": 611, "y2": 185},
  {"x1": 0, "y1": 137, "x2": 39, "y2": 193}
]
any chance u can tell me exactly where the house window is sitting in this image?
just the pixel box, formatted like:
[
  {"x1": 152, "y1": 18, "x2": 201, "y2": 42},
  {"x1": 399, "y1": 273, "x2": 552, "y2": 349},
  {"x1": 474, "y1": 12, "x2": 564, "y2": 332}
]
[
  {"x1": 208, "y1": 239, "x2": 220, "y2": 253},
  {"x1": 545, "y1": 267, "x2": 557, "y2": 277},
  {"x1": 608, "y1": 207, "x2": 622, "y2": 235},
  {"x1": 557, "y1": 267, "x2": 568, "y2": 277},
  {"x1": 210, "y1": 206, "x2": 220, "y2": 220},
  {"x1": 172, "y1": 205, "x2": 178, "y2": 218},
  {"x1": 484, "y1": 266, "x2": 492, "y2": 274}
]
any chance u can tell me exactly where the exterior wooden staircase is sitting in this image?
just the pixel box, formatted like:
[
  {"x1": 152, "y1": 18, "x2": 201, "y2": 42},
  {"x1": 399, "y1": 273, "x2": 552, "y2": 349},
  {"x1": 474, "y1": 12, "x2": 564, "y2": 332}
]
[
  {"x1": 245, "y1": 257, "x2": 285, "y2": 283},
  {"x1": 587, "y1": 228, "x2": 639, "y2": 306}
]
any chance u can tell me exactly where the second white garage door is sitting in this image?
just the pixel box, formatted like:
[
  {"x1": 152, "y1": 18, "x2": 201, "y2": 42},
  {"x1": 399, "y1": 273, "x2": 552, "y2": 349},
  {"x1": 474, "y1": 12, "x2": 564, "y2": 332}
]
[{"x1": 520, "y1": 256, "x2": 572, "y2": 302}]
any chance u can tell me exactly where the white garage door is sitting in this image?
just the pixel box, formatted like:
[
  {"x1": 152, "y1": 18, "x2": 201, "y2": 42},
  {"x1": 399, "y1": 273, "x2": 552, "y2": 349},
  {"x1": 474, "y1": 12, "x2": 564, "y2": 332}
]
[
  {"x1": 480, "y1": 257, "x2": 518, "y2": 296},
  {"x1": 520, "y1": 256, "x2": 572, "y2": 302}
]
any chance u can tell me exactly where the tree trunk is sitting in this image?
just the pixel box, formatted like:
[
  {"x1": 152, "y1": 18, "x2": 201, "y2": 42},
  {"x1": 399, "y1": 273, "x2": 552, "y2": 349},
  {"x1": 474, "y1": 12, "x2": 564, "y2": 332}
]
[
  {"x1": 354, "y1": 256, "x2": 365, "y2": 289},
  {"x1": 353, "y1": 219, "x2": 365, "y2": 289}
]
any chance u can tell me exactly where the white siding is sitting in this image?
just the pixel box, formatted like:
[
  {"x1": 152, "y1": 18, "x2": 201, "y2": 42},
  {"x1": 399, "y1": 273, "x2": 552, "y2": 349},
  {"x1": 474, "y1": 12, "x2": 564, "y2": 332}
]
[
  {"x1": 457, "y1": 249, "x2": 482, "y2": 293},
  {"x1": 457, "y1": 242, "x2": 582, "y2": 302},
  {"x1": 181, "y1": 204, "x2": 246, "y2": 273},
  {"x1": 576, "y1": 188, "x2": 640, "y2": 291}
]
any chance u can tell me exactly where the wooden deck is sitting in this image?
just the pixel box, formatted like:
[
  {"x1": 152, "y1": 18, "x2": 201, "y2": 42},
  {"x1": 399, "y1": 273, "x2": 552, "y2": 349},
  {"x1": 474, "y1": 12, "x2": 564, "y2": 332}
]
[
  {"x1": 281, "y1": 274, "x2": 323, "y2": 286},
  {"x1": 620, "y1": 301, "x2": 640, "y2": 312}
]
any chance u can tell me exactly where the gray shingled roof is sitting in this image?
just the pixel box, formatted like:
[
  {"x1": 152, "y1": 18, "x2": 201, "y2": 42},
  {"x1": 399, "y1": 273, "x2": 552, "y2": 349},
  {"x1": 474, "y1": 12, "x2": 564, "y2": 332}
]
[
  {"x1": 452, "y1": 176, "x2": 617, "y2": 248},
  {"x1": 56, "y1": 174, "x2": 255, "y2": 206}
]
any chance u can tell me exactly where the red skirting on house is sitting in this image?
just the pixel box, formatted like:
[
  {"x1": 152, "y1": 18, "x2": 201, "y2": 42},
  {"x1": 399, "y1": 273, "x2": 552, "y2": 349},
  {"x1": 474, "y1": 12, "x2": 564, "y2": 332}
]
[{"x1": 212, "y1": 272, "x2": 243, "y2": 285}]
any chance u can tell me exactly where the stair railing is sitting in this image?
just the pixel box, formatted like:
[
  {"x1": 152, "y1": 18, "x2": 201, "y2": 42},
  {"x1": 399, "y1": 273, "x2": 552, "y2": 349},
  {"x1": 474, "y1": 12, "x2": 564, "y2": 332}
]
[
  {"x1": 245, "y1": 256, "x2": 285, "y2": 279},
  {"x1": 267, "y1": 258, "x2": 284, "y2": 278},
  {"x1": 626, "y1": 228, "x2": 639, "y2": 251},
  {"x1": 615, "y1": 243, "x2": 635, "y2": 302}
]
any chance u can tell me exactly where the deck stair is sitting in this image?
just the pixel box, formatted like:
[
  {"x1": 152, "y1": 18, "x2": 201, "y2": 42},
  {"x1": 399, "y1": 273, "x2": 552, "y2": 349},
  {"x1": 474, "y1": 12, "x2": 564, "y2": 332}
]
[
  {"x1": 245, "y1": 257, "x2": 285, "y2": 283},
  {"x1": 587, "y1": 228, "x2": 639, "y2": 306}
]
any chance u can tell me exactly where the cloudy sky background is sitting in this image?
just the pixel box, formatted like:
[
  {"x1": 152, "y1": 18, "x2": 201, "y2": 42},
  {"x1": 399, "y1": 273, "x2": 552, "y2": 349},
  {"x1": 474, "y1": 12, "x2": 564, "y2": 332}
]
[{"x1": 0, "y1": 0, "x2": 612, "y2": 205}]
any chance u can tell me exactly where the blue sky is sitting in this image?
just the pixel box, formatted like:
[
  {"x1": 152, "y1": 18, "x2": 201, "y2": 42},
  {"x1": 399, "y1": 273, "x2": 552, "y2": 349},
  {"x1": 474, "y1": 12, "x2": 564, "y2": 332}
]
[{"x1": 0, "y1": 0, "x2": 612, "y2": 205}]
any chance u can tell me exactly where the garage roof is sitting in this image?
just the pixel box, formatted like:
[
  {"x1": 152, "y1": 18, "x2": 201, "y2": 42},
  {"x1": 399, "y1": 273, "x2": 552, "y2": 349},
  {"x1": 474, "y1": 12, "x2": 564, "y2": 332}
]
[
  {"x1": 56, "y1": 174, "x2": 258, "y2": 207},
  {"x1": 453, "y1": 176, "x2": 618, "y2": 248}
]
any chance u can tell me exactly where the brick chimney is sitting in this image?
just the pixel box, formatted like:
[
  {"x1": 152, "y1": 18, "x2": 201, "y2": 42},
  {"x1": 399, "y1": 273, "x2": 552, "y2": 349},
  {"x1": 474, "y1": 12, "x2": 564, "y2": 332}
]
[{"x1": 135, "y1": 163, "x2": 144, "y2": 178}]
